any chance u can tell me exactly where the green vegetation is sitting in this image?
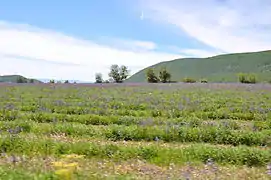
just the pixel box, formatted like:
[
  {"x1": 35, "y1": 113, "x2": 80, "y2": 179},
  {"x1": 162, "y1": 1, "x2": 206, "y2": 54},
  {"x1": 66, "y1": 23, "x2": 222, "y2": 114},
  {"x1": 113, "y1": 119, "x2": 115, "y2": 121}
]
[
  {"x1": 238, "y1": 73, "x2": 257, "y2": 84},
  {"x1": 146, "y1": 67, "x2": 171, "y2": 83},
  {"x1": 126, "y1": 50, "x2": 271, "y2": 83},
  {"x1": 95, "y1": 64, "x2": 130, "y2": 83},
  {"x1": 1, "y1": 83, "x2": 271, "y2": 179},
  {"x1": 108, "y1": 64, "x2": 130, "y2": 83},
  {"x1": 95, "y1": 73, "x2": 103, "y2": 83},
  {"x1": 0, "y1": 75, "x2": 42, "y2": 83},
  {"x1": 183, "y1": 77, "x2": 197, "y2": 83},
  {"x1": 146, "y1": 68, "x2": 159, "y2": 83}
]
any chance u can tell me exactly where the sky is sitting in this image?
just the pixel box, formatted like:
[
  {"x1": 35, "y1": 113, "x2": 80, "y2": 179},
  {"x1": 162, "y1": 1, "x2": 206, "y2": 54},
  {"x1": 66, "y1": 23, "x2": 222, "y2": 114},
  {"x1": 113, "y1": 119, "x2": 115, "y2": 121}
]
[{"x1": 0, "y1": 0, "x2": 270, "y2": 81}]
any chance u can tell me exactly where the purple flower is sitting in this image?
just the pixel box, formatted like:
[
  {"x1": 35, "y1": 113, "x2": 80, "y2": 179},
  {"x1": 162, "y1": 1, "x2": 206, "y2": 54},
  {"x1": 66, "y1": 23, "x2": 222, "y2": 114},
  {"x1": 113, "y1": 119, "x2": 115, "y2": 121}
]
[{"x1": 267, "y1": 163, "x2": 271, "y2": 175}]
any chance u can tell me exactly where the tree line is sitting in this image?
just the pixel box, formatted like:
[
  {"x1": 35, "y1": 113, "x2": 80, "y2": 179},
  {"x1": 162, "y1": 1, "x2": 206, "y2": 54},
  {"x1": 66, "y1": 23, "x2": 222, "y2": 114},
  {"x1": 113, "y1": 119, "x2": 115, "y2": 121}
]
[
  {"x1": 95, "y1": 65, "x2": 172, "y2": 83},
  {"x1": 47, "y1": 64, "x2": 260, "y2": 84}
]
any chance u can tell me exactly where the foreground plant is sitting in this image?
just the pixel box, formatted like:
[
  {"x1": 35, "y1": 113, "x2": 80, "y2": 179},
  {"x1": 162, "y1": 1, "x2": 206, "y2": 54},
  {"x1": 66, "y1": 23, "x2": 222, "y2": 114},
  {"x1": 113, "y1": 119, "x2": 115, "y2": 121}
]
[{"x1": 51, "y1": 153, "x2": 84, "y2": 180}]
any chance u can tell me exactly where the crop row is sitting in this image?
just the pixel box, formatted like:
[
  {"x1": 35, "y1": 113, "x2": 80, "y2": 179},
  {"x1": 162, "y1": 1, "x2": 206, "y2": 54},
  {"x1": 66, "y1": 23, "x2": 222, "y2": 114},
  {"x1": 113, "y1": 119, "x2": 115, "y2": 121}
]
[
  {"x1": 0, "y1": 107, "x2": 270, "y2": 124},
  {"x1": 0, "y1": 134, "x2": 270, "y2": 167},
  {"x1": 1, "y1": 120, "x2": 271, "y2": 146},
  {"x1": 1, "y1": 110, "x2": 271, "y2": 132}
]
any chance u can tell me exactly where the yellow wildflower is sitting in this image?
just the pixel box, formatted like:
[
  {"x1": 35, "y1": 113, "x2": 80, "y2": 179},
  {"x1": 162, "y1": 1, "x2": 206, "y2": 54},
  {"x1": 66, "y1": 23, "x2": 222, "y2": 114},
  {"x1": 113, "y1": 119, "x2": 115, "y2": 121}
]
[
  {"x1": 52, "y1": 161, "x2": 65, "y2": 169},
  {"x1": 63, "y1": 162, "x2": 79, "y2": 172},
  {"x1": 61, "y1": 154, "x2": 85, "y2": 160},
  {"x1": 55, "y1": 168, "x2": 73, "y2": 180}
]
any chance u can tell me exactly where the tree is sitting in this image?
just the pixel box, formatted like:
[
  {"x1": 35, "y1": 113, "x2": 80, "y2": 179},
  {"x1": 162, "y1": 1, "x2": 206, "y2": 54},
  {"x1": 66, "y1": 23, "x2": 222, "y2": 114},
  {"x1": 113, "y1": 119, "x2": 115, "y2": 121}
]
[
  {"x1": 64, "y1": 80, "x2": 69, "y2": 83},
  {"x1": 95, "y1": 73, "x2": 103, "y2": 83},
  {"x1": 120, "y1": 65, "x2": 129, "y2": 81},
  {"x1": 238, "y1": 73, "x2": 257, "y2": 84},
  {"x1": 29, "y1": 79, "x2": 34, "y2": 83},
  {"x1": 146, "y1": 68, "x2": 159, "y2": 83},
  {"x1": 17, "y1": 76, "x2": 27, "y2": 83},
  {"x1": 108, "y1": 64, "x2": 129, "y2": 83},
  {"x1": 158, "y1": 67, "x2": 171, "y2": 83},
  {"x1": 49, "y1": 80, "x2": 55, "y2": 83}
]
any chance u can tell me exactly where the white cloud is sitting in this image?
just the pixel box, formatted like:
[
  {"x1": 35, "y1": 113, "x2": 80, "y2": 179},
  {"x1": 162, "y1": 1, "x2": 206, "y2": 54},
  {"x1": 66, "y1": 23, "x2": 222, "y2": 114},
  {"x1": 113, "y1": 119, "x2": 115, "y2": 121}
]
[
  {"x1": 0, "y1": 21, "x2": 182, "y2": 81},
  {"x1": 140, "y1": 0, "x2": 271, "y2": 53},
  {"x1": 95, "y1": 36, "x2": 157, "y2": 52},
  {"x1": 180, "y1": 49, "x2": 222, "y2": 58}
]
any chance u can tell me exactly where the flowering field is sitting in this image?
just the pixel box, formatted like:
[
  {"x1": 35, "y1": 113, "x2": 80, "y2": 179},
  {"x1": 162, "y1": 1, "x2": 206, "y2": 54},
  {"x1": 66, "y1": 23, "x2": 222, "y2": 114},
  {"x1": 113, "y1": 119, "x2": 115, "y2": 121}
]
[{"x1": 1, "y1": 83, "x2": 271, "y2": 179}]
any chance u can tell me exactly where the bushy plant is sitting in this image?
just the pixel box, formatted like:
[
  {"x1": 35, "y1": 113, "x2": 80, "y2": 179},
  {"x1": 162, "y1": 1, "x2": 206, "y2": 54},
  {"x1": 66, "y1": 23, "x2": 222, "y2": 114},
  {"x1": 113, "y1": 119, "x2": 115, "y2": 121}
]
[
  {"x1": 200, "y1": 78, "x2": 208, "y2": 83},
  {"x1": 95, "y1": 73, "x2": 103, "y2": 83},
  {"x1": 183, "y1": 77, "x2": 197, "y2": 83},
  {"x1": 108, "y1": 64, "x2": 129, "y2": 83},
  {"x1": 238, "y1": 73, "x2": 257, "y2": 84},
  {"x1": 146, "y1": 68, "x2": 159, "y2": 83},
  {"x1": 16, "y1": 77, "x2": 27, "y2": 83},
  {"x1": 158, "y1": 67, "x2": 171, "y2": 83}
]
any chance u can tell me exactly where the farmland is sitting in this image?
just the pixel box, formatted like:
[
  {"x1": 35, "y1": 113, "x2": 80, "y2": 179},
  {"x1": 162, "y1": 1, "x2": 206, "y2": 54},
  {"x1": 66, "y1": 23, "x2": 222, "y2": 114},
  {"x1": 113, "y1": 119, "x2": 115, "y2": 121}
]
[{"x1": 1, "y1": 83, "x2": 271, "y2": 179}]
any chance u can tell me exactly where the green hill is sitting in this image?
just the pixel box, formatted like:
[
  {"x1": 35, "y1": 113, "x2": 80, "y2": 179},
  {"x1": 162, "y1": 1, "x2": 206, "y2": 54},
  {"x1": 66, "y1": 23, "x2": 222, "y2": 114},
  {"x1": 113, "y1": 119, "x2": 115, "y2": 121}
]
[
  {"x1": 126, "y1": 50, "x2": 271, "y2": 83},
  {"x1": 0, "y1": 75, "x2": 42, "y2": 83}
]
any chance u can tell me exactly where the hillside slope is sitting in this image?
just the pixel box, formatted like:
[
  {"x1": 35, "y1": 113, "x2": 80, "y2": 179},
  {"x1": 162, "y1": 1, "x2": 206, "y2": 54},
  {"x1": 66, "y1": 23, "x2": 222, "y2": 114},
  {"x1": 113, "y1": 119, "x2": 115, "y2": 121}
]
[
  {"x1": 126, "y1": 50, "x2": 271, "y2": 83},
  {"x1": 0, "y1": 75, "x2": 42, "y2": 83}
]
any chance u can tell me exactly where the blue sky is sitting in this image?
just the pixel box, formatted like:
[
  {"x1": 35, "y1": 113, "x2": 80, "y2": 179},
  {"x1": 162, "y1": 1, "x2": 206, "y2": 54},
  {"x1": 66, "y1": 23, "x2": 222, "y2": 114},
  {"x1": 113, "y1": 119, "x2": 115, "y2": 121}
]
[{"x1": 0, "y1": 0, "x2": 270, "y2": 81}]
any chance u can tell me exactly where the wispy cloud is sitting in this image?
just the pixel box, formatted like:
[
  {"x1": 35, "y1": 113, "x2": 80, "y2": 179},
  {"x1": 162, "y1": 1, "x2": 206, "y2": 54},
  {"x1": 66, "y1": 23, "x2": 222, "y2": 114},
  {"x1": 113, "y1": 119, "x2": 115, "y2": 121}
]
[
  {"x1": 2, "y1": 53, "x2": 82, "y2": 66},
  {"x1": 140, "y1": 0, "x2": 271, "y2": 53},
  {"x1": 95, "y1": 36, "x2": 157, "y2": 52},
  {"x1": 180, "y1": 49, "x2": 222, "y2": 58},
  {"x1": 0, "y1": 21, "x2": 182, "y2": 81}
]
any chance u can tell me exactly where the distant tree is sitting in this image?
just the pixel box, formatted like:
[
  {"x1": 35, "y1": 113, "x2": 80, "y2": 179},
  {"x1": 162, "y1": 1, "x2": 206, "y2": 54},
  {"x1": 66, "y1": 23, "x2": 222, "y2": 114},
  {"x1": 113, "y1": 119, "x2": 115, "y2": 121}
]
[
  {"x1": 95, "y1": 73, "x2": 103, "y2": 83},
  {"x1": 108, "y1": 64, "x2": 129, "y2": 83},
  {"x1": 49, "y1": 80, "x2": 55, "y2": 83},
  {"x1": 17, "y1": 77, "x2": 27, "y2": 83},
  {"x1": 182, "y1": 77, "x2": 196, "y2": 83},
  {"x1": 146, "y1": 68, "x2": 159, "y2": 83},
  {"x1": 29, "y1": 79, "x2": 35, "y2": 83},
  {"x1": 238, "y1": 73, "x2": 257, "y2": 84},
  {"x1": 158, "y1": 67, "x2": 171, "y2": 83},
  {"x1": 104, "y1": 80, "x2": 110, "y2": 83},
  {"x1": 200, "y1": 78, "x2": 208, "y2": 83},
  {"x1": 64, "y1": 80, "x2": 69, "y2": 83},
  {"x1": 119, "y1": 65, "x2": 129, "y2": 81}
]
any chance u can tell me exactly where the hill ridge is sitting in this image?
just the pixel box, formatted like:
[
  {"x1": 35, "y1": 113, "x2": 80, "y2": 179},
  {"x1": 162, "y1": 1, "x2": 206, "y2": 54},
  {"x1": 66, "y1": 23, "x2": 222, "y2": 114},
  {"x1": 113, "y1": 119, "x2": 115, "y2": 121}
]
[
  {"x1": 0, "y1": 75, "x2": 42, "y2": 83},
  {"x1": 126, "y1": 50, "x2": 271, "y2": 83}
]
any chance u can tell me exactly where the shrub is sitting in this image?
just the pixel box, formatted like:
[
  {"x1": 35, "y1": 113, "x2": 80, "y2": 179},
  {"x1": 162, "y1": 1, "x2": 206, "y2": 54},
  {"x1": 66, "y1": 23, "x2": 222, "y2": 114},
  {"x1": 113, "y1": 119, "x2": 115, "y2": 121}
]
[
  {"x1": 158, "y1": 67, "x2": 171, "y2": 83},
  {"x1": 183, "y1": 77, "x2": 196, "y2": 83},
  {"x1": 146, "y1": 68, "x2": 159, "y2": 83},
  {"x1": 95, "y1": 73, "x2": 103, "y2": 83},
  {"x1": 238, "y1": 73, "x2": 257, "y2": 84},
  {"x1": 200, "y1": 79, "x2": 208, "y2": 83},
  {"x1": 108, "y1": 64, "x2": 129, "y2": 83},
  {"x1": 16, "y1": 77, "x2": 27, "y2": 83}
]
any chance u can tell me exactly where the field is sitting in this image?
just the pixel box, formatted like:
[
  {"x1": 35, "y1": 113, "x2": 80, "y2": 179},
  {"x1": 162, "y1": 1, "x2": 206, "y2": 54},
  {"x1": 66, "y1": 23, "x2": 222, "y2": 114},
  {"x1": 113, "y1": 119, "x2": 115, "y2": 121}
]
[{"x1": 1, "y1": 83, "x2": 271, "y2": 179}]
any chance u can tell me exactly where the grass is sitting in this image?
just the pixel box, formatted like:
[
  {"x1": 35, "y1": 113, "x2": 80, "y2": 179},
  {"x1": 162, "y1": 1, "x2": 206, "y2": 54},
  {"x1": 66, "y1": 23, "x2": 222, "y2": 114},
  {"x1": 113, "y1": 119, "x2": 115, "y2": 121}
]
[
  {"x1": 126, "y1": 50, "x2": 271, "y2": 83},
  {"x1": 1, "y1": 83, "x2": 271, "y2": 179}
]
